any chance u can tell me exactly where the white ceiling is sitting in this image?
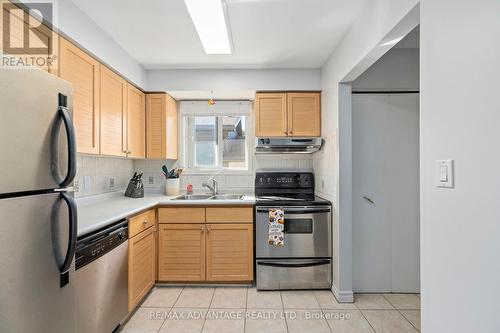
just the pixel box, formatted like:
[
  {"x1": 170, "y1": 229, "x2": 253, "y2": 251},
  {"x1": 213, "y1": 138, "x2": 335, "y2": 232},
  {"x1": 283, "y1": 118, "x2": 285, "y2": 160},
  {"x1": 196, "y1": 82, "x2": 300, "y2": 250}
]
[{"x1": 71, "y1": 0, "x2": 366, "y2": 69}]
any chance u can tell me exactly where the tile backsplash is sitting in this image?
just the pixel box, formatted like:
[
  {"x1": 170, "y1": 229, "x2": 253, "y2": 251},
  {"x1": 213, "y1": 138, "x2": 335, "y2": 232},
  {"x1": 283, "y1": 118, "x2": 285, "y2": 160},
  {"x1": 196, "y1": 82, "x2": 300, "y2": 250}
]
[
  {"x1": 74, "y1": 155, "x2": 134, "y2": 198},
  {"x1": 133, "y1": 154, "x2": 313, "y2": 195},
  {"x1": 75, "y1": 153, "x2": 314, "y2": 198}
]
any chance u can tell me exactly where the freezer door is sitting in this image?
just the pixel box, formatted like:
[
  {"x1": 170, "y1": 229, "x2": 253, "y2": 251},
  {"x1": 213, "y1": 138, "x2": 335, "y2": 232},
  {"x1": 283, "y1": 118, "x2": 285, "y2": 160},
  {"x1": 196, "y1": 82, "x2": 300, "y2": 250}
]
[
  {"x1": 0, "y1": 192, "x2": 77, "y2": 333},
  {"x1": 0, "y1": 69, "x2": 76, "y2": 194}
]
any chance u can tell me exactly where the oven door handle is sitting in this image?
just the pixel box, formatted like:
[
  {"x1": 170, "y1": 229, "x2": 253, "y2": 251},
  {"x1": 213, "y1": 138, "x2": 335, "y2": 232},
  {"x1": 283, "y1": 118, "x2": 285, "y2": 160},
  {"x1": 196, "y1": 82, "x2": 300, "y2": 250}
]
[
  {"x1": 256, "y1": 207, "x2": 331, "y2": 214},
  {"x1": 257, "y1": 259, "x2": 331, "y2": 268}
]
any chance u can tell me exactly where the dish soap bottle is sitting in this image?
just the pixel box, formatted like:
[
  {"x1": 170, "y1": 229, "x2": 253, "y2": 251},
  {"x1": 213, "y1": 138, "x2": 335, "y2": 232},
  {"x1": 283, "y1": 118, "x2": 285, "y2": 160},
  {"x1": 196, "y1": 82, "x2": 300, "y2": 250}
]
[{"x1": 186, "y1": 178, "x2": 193, "y2": 194}]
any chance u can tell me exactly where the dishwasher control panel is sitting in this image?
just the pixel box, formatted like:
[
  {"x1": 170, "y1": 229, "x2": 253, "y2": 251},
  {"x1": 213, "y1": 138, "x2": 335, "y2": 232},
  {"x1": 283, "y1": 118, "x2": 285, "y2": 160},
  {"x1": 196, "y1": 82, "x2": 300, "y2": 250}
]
[{"x1": 75, "y1": 220, "x2": 128, "y2": 270}]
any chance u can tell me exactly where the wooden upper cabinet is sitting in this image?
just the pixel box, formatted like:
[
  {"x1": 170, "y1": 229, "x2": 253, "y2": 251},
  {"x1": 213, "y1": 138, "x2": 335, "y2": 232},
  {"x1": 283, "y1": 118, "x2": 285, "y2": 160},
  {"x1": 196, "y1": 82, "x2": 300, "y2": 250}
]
[
  {"x1": 158, "y1": 224, "x2": 205, "y2": 282},
  {"x1": 287, "y1": 92, "x2": 321, "y2": 137},
  {"x1": 100, "y1": 65, "x2": 127, "y2": 157},
  {"x1": 128, "y1": 226, "x2": 155, "y2": 311},
  {"x1": 146, "y1": 93, "x2": 178, "y2": 159},
  {"x1": 255, "y1": 93, "x2": 287, "y2": 137},
  {"x1": 126, "y1": 83, "x2": 146, "y2": 159},
  {"x1": 205, "y1": 223, "x2": 253, "y2": 282},
  {"x1": 59, "y1": 37, "x2": 100, "y2": 154},
  {"x1": 255, "y1": 92, "x2": 321, "y2": 137}
]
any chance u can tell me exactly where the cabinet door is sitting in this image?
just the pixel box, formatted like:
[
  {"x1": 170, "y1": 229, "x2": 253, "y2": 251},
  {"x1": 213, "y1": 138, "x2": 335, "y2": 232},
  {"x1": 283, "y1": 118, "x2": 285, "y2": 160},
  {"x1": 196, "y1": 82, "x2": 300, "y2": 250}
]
[
  {"x1": 59, "y1": 37, "x2": 100, "y2": 154},
  {"x1": 165, "y1": 95, "x2": 178, "y2": 159},
  {"x1": 146, "y1": 93, "x2": 178, "y2": 159},
  {"x1": 126, "y1": 83, "x2": 145, "y2": 159},
  {"x1": 100, "y1": 65, "x2": 127, "y2": 157},
  {"x1": 287, "y1": 92, "x2": 321, "y2": 137},
  {"x1": 128, "y1": 226, "x2": 156, "y2": 311},
  {"x1": 255, "y1": 93, "x2": 287, "y2": 137},
  {"x1": 206, "y1": 224, "x2": 253, "y2": 282},
  {"x1": 158, "y1": 224, "x2": 205, "y2": 281},
  {"x1": 146, "y1": 94, "x2": 165, "y2": 159}
]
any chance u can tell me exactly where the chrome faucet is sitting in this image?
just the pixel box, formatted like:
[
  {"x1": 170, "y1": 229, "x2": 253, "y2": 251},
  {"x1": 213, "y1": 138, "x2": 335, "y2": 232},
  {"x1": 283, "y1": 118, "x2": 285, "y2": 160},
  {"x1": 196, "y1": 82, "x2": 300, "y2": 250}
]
[{"x1": 202, "y1": 177, "x2": 218, "y2": 195}]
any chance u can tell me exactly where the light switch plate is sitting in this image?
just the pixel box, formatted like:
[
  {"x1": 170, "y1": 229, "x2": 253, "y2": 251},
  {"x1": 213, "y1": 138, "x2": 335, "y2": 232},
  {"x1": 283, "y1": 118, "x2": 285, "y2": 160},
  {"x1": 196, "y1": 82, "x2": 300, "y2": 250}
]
[
  {"x1": 148, "y1": 176, "x2": 154, "y2": 185},
  {"x1": 109, "y1": 177, "x2": 115, "y2": 189},
  {"x1": 436, "y1": 160, "x2": 454, "y2": 188}
]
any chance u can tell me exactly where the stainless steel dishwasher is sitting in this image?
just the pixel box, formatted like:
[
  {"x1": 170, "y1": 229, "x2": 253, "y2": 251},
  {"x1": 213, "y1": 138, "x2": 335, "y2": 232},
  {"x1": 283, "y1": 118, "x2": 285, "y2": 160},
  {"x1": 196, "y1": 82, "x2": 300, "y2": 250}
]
[{"x1": 75, "y1": 220, "x2": 129, "y2": 333}]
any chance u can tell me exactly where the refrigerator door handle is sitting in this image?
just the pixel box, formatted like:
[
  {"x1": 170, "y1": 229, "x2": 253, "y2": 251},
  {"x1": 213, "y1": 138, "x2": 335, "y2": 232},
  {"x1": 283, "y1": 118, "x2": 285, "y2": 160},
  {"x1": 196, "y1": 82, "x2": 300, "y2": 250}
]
[
  {"x1": 59, "y1": 191, "x2": 77, "y2": 288},
  {"x1": 58, "y1": 93, "x2": 77, "y2": 188}
]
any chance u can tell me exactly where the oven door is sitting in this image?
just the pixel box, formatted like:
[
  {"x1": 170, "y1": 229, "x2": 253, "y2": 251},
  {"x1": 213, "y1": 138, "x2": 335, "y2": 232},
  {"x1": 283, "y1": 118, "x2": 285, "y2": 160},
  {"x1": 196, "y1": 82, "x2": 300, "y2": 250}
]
[{"x1": 255, "y1": 206, "x2": 332, "y2": 258}]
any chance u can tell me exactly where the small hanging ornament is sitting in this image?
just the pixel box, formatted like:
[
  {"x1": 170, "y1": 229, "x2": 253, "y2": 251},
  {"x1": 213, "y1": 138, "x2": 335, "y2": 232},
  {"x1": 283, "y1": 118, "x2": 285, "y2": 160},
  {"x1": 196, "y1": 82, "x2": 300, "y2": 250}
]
[{"x1": 208, "y1": 90, "x2": 216, "y2": 106}]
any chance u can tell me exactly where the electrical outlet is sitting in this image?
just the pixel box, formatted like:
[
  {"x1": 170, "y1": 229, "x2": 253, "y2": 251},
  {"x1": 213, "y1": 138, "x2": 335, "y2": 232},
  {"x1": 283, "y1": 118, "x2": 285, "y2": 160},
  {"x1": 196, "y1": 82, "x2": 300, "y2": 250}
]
[
  {"x1": 83, "y1": 176, "x2": 91, "y2": 189},
  {"x1": 109, "y1": 177, "x2": 115, "y2": 189},
  {"x1": 148, "y1": 176, "x2": 154, "y2": 185},
  {"x1": 73, "y1": 180, "x2": 80, "y2": 193}
]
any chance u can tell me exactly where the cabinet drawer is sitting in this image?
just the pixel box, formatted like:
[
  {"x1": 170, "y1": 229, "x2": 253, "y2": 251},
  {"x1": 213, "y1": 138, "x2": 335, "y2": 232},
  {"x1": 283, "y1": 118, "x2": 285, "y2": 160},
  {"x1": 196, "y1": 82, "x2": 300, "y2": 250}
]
[
  {"x1": 158, "y1": 208, "x2": 205, "y2": 223},
  {"x1": 129, "y1": 209, "x2": 156, "y2": 238},
  {"x1": 206, "y1": 207, "x2": 253, "y2": 223}
]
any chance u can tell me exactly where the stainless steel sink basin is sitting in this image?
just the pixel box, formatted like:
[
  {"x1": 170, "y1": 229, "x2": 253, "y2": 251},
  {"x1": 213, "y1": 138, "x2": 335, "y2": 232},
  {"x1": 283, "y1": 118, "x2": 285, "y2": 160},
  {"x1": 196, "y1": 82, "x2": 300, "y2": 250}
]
[
  {"x1": 210, "y1": 194, "x2": 244, "y2": 200},
  {"x1": 171, "y1": 194, "x2": 245, "y2": 200},
  {"x1": 172, "y1": 194, "x2": 213, "y2": 200}
]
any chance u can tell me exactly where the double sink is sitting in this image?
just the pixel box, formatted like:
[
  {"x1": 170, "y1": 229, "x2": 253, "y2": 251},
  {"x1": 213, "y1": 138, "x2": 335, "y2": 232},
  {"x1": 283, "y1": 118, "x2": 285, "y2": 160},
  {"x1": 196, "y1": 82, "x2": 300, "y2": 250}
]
[{"x1": 172, "y1": 194, "x2": 244, "y2": 200}]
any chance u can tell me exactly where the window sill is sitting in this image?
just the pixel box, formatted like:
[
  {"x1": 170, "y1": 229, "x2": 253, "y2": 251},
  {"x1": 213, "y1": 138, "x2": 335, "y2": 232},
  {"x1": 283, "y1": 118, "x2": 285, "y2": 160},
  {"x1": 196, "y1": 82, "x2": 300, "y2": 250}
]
[{"x1": 181, "y1": 168, "x2": 253, "y2": 176}]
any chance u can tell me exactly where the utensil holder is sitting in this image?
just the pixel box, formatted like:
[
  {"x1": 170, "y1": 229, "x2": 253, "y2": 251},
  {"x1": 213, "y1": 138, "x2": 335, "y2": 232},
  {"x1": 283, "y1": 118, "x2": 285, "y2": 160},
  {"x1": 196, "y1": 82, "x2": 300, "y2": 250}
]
[{"x1": 166, "y1": 178, "x2": 180, "y2": 196}]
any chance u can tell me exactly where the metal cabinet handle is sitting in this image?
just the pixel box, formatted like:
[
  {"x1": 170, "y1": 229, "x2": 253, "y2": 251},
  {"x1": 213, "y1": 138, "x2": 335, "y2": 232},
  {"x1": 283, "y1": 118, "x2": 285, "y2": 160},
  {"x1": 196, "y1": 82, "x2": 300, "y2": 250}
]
[
  {"x1": 363, "y1": 196, "x2": 374, "y2": 204},
  {"x1": 206, "y1": 226, "x2": 211, "y2": 233},
  {"x1": 200, "y1": 225, "x2": 205, "y2": 233}
]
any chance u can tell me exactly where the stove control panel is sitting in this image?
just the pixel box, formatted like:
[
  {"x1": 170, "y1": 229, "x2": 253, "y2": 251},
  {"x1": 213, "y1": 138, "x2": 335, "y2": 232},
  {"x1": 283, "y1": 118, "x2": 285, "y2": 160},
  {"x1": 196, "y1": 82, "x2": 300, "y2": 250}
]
[{"x1": 255, "y1": 172, "x2": 314, "y2": 189}]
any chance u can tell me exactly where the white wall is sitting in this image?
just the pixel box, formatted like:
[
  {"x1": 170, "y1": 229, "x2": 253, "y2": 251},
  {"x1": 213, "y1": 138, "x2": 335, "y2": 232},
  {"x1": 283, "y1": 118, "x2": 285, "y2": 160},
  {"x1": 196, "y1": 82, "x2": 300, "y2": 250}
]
[
  {"x1": 146, "y1": 69, "x2": 321, "y2": 92},
  {"x1": 315, "y1": 0, "x2": 419, "y2": 297},
  {"x1": 352, "y1": 48, "x2": 419, "y2": 91},
  {"x1": 420, "y1": 0, "x2": 500, "y2": 331},
  {"x1": 21, "y1": 0, "x2": 146, "y2": 88}
]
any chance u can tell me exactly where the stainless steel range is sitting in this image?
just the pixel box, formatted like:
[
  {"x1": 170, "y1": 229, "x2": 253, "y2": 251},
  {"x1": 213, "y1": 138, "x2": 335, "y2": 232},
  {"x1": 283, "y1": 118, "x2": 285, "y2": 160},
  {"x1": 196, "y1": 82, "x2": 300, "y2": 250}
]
[{"x1": 255, "y1": 172, "x2": 332, "y2": 290}]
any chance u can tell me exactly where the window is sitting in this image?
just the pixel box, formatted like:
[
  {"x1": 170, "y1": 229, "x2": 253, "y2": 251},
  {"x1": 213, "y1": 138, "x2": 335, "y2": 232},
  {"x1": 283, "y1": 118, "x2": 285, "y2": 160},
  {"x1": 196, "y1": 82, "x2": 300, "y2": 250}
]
[{"x1": 181, "y1": 101, "x2": 250, "y2": 172}]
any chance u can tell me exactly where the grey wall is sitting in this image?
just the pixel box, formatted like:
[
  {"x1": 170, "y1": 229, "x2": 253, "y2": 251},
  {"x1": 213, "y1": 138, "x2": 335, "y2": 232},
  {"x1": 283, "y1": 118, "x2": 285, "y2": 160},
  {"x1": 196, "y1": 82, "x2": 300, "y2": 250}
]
[
  {"x1": 420, "y1": 0, "x2": 500, "y2": 331},
  {"x1": 352, "y1": 48, "x2": 419, "y2": 91},
  {"x1": 146, "y1": 69, "x2": 321, "y2": 92},
  {"x1": 316, "y1": 0, "x2": 420, "y2": 298}
]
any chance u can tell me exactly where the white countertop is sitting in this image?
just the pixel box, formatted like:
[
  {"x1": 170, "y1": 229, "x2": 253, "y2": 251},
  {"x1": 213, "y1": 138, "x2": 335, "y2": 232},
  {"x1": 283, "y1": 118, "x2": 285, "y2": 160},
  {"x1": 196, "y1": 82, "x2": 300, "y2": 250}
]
[{"x1": 76, "y1": 192, "x2": 256, "y2": 237}]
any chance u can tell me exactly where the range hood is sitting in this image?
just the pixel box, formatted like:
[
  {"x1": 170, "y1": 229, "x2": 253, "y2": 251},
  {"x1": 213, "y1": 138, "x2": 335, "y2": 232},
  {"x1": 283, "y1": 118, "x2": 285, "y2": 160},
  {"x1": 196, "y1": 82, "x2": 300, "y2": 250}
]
[{"x1": 255, "y1": 138, "x2": 323, "y2": 154}]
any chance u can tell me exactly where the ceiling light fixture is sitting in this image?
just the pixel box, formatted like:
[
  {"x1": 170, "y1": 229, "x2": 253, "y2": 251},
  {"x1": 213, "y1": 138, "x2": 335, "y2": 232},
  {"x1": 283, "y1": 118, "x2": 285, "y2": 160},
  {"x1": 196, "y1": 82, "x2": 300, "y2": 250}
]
[{"x1": 184, "y1": 0, "x2": 232, "y2": 54}]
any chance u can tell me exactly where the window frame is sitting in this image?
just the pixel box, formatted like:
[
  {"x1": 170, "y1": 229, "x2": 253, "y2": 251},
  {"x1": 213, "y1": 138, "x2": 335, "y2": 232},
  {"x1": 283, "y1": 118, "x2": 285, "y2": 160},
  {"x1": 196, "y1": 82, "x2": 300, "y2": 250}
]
[{"x1": 179, "y1": 101, "x2": 253, "y2": 175}]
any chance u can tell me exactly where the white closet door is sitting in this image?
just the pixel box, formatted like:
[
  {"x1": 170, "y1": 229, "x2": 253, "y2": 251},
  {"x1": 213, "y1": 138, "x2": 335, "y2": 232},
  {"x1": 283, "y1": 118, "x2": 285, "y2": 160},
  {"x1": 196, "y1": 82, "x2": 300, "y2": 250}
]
[{"x1": 352, "y1": 93, "x2": 420, "y2": 293}]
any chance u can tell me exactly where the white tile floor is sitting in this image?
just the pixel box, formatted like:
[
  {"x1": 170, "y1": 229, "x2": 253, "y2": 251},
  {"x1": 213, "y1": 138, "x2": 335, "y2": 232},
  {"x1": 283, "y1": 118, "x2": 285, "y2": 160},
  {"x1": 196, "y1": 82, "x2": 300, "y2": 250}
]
[{"x1": 120, "y1": 287, "x2": 421, "y2": 333}]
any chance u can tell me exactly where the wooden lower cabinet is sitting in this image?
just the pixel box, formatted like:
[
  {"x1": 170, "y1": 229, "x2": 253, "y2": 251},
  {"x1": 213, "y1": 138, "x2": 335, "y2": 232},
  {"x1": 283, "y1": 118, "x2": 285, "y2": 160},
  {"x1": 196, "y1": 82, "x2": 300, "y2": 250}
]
[
  {"x1": 128, "y1": 226, "x2": 156, "y2": 311},
  {"x1": 158, "y1": 224, "x2": 206, "y2": 281},
  {"x1": 206, "y1": 224, "x2": 253, "y2": 282}
]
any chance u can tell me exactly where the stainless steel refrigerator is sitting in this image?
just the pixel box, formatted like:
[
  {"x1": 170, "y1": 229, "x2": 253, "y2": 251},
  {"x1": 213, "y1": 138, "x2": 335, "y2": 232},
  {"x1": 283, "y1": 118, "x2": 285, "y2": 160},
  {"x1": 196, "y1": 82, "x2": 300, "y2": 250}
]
[{"x1": 0, "y1": 69, "x2": 77, "y2": 333}]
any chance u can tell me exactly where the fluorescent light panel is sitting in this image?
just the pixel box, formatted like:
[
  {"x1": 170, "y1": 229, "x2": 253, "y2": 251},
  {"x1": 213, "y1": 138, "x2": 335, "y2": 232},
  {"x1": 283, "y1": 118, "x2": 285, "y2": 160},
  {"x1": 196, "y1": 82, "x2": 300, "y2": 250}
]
[{"x1": 184, "y1": 0, "x2": 232, "y2": 54}]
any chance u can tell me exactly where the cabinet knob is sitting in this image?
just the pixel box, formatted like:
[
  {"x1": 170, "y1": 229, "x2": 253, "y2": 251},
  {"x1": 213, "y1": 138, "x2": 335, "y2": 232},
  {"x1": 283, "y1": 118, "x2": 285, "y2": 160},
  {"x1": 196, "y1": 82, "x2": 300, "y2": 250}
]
[
  {"x1": 143, "y1": 220, "x2": 148, "y2": 225},
  {"x1": 200, "y1": 225, "x2": 205, "y2": 233},
  {"x1": 206, "y1": 226, "x2": 211, "y2": 233}
]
